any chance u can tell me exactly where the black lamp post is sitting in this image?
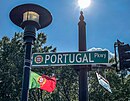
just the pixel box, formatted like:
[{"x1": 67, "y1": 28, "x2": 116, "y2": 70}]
[
  {"x1": 9, "y1": 4, "x2": 52, "y2": 101},
  {"x1": 78, "y1": 11, "x2": 89, "y2": 101}
]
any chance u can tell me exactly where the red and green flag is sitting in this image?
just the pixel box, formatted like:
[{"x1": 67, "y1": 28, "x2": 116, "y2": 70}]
[{"x1": 29, "y1": 71, "x2": 56, "y2": 92}]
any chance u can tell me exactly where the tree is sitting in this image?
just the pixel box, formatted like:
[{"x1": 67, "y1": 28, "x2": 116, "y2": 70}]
[
  {"x1": 0, "y1": 32, "x2": 55, "y2": 101},
  {"x1": 0, "y1": 32, "x2": 79, "y2": 101},
  {"x1": 0, "y1": 32, "x2": 129, "y2": 101},
  {"x1": 0, "y1": 34, "x2": 24, "y2": 101},
  {"x1": 89, "y1": 58, "x2": 130, "y2": 101}
]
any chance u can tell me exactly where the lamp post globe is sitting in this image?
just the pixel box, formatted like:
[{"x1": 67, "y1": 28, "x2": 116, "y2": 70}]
[{"x1": 9, "y1": 3, "x2": 52, "y2": 101}]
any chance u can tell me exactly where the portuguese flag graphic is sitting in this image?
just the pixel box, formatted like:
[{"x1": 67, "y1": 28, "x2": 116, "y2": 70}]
[{"x1": 29, "y1": 71, "x2": 56, "y2": 92}]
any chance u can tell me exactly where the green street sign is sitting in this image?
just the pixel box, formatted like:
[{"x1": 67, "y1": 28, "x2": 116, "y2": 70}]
[{"x1": 32, "y1": 51, "x2": 108, "y2": 67}]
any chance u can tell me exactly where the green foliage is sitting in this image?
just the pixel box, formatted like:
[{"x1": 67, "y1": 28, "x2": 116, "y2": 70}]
[
  {"x1": 89, "y1": 69, "x2": 130, "y2": 101},
  {"x1": 0, "y1": 32, "x2": 56, "y2": 101},
  {"x1": 0, "y1": 32, "x2": 130, "y2": 101},
  {"x1": 29, "y1": 66, "x2": 79, "y2": 101},
  {"x1": 0, "y1": 34, "x2": 24, "y2": 101}
]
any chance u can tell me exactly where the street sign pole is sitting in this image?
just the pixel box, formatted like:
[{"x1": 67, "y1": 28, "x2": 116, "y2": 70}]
[{"x1": 78, "y1": 11, "x2": 88, "y2": 101}]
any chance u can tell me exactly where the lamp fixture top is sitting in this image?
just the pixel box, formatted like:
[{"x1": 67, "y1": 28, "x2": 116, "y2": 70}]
[{"x1": 9, "y1": 3, "x2": 52, "y2": 30}]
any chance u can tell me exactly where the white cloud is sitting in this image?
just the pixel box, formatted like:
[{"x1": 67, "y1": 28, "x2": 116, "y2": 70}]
[{"x1": 88, "y1": 47, "x2": 115, "y2": 59}]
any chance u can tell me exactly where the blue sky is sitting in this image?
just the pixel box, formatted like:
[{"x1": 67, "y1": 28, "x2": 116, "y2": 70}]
[{"x1": 0, "y1": 0, "x2": 130, "y2": 53}]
